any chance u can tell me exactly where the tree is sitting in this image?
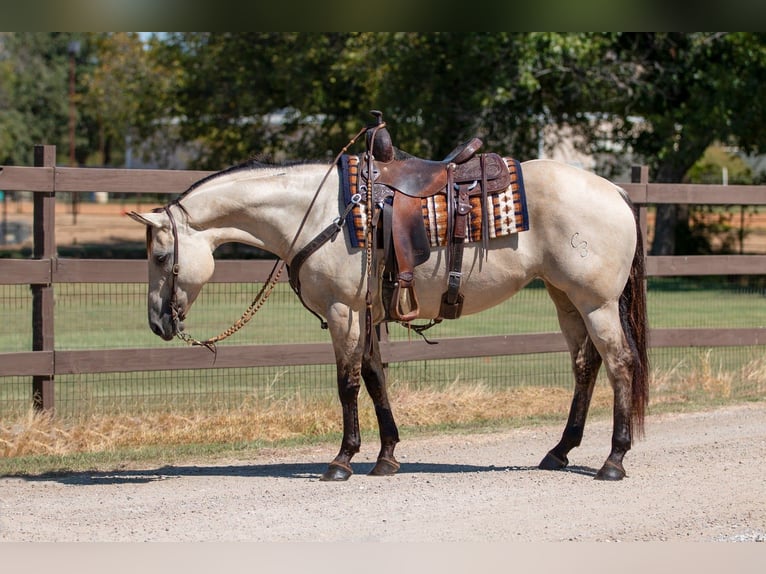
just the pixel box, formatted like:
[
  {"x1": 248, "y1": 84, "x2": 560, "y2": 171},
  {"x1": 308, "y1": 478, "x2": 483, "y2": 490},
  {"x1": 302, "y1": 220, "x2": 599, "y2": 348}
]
[
  {"x1": 0, "y1": 32, "x2": 170, "y2": 168},
  {"x1": 79, "y1": 32, "x2": 170, "y2": 166},
  {"x1": 538, "y1": 33, "x2": 766, "y2": 255},
  {"x1": 150, "y1": 32, "x2": 364, "y2": 168},
  {"x1": 0, "y1": 33, "x2": 78, "y2": 165},
  {"x1": 149, "y1": 33, "x2": 565, "y2": 167}
]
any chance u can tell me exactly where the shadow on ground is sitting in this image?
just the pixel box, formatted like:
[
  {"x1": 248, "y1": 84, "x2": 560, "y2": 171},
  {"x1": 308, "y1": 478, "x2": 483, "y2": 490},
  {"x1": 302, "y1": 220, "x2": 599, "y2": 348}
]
[{"x1": 18, "y1": 461, "x2": 598, "y2": 484}]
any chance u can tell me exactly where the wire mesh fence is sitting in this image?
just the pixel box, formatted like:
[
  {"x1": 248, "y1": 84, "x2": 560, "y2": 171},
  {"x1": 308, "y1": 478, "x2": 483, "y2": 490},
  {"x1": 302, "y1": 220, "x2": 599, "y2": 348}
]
[{"x1": 2, "y1": 275, "x2": 765, "y2": 419}]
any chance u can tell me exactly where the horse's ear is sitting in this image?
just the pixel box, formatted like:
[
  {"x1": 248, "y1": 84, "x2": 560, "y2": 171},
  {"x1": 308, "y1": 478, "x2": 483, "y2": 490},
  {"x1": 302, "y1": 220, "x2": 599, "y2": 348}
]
[{"x1": 127, "y1": 211, "x2": 166, "y2": 229}]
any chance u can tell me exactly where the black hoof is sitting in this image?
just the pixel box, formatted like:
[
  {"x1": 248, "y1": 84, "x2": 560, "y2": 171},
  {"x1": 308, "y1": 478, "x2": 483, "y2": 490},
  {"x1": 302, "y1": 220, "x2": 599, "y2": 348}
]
[
  {"x1": 594, "y1": 460, "x2": 625, "y2": 481},
  {"x1": 368, "y1": 456, "x2": 400, "y2": 476},
  {"x1": 320, "y1": 462, "x2": 353, "y2": 481},
  {"x1": 539, "y1": 450, "x2": 569, "y2": 471}
]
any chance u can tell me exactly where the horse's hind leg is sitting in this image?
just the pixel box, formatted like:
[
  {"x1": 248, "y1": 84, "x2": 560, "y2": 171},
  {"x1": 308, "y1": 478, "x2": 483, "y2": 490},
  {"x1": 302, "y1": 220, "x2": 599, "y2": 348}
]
[
  {"x1": 584, "y1": 303, "x2": 636, "y2": 481},
  {"x1": 362, "y1": 326, "x2": 401, "y2": 476},
  {"x1": 539, "y1": 284, "x2": 603, "y2": 472}
]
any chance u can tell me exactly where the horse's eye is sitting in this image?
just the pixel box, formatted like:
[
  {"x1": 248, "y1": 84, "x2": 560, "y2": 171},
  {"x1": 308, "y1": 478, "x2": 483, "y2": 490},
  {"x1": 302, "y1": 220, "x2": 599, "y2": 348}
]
[{"x1": 155, "y1": 253, "x2": 169, "y2": 265}]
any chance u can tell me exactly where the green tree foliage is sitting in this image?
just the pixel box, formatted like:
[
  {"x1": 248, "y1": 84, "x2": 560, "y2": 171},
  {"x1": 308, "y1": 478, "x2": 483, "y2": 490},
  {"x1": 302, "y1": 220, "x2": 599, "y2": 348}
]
[
  {"x1": 0, "y1": 32, "x2": 80, "y2": 165},
  {"x1": 544, "y1": 33, "x2": 766, "y2": 254},
  {"x1": 79, "y1": 32, "x2": 170, "y2": 166},
  {"x1": 0, "y1": 32, "x2": 170, "y2": 168},
  {"x1": 3, "y1": 32, "x2": 766, "y2": 255}
]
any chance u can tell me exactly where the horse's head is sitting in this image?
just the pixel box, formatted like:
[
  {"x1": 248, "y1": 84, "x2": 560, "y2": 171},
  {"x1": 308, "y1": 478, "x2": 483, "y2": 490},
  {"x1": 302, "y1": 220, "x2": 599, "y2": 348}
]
[{"x1": 128, "y1": 207, "x2": 215, "y2": 341}]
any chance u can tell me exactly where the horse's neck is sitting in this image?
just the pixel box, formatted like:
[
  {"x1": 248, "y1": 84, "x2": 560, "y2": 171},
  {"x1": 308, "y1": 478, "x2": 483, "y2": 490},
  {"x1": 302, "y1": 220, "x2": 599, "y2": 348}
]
[{"x1": 179, "y1": 164, "x2": 335, "y2": 260}]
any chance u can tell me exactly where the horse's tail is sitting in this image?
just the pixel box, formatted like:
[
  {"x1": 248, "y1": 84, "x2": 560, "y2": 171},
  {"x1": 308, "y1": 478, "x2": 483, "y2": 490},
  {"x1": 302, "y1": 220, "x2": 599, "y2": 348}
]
[{"x1": 619, "y1": 206, "x2": 650, "y2": 439}]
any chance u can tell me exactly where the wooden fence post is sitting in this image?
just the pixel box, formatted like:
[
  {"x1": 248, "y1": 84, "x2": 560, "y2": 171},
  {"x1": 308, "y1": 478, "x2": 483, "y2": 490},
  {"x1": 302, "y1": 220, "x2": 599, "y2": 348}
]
[
  {"x1": 631, "y1": 165, "x2": 650, "y2": 254},
  {"x1": 32, "y1": 145, "x2": 56, "y2": 412},
  {"x1": 631, "y1": 165, "x2": 650, "y2": 304}
]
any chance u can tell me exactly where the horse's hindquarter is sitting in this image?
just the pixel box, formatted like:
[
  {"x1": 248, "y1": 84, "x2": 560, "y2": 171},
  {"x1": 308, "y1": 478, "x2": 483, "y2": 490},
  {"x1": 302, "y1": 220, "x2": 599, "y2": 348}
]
[{"x1": 518, "y1": 160, "x2": 637, "y2": 301}]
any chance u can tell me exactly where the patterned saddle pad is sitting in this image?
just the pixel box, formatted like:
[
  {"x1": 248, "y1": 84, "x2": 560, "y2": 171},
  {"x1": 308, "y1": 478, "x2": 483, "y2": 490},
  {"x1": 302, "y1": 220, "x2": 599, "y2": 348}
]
[{"x1": 340, "y1": 154, "x2": 529, "y2": 248}]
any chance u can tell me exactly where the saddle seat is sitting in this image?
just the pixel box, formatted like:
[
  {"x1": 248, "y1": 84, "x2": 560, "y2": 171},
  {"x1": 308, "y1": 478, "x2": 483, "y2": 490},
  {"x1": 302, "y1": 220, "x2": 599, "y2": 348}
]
[{"x1": 362, "y1": 111, "x2": 512, "y2": 323}]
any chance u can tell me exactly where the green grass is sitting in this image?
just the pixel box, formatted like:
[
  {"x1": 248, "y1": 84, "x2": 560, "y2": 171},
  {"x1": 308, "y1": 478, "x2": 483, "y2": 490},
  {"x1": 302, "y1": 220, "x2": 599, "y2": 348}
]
[{"x1": 3, "y1": 277, "x2": 765, "y2": 350}]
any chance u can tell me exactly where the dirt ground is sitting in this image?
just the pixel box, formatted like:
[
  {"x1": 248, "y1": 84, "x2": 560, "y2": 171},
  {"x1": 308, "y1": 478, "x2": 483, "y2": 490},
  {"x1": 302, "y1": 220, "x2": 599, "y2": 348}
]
[{"x1": 1, "y1": 402, "x2": 764, "y2": 542}]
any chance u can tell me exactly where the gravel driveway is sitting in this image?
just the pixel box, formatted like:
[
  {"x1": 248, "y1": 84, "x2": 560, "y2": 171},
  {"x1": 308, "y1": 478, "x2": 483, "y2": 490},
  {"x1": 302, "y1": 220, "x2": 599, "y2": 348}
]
[{"x1": 2, "y1": 402, "x2": 765, "y2": 542}]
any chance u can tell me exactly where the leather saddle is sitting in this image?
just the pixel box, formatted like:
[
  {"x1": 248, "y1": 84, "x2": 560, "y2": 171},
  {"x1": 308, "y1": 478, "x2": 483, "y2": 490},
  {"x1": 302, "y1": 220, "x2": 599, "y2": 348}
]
[{"x1": 361, "y1": 111, "x2": 511, "y2": 323}]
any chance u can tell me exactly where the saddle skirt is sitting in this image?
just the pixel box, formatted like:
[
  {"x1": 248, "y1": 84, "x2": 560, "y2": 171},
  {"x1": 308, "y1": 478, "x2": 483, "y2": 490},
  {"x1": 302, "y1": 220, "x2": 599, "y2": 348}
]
[{"x1": 340, "y1": 154, "x2": 529, "y2": 249}]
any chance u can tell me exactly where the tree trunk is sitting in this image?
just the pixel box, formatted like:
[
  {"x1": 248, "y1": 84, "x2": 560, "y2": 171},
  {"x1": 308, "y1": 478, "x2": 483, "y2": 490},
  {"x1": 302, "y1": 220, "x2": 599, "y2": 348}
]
[
  {"x1": 649, "y1": 158, "x2": 700, "y2": 255},
  {"x1": 650, "y1": 204, "x2": 678, "y2": 255}
]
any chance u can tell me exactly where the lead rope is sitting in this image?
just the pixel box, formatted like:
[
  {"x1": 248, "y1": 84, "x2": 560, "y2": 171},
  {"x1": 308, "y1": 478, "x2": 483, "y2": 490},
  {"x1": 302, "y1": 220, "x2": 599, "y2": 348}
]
[{"x1": 174, "y1": 259, "x2": 285, "y2": 358}]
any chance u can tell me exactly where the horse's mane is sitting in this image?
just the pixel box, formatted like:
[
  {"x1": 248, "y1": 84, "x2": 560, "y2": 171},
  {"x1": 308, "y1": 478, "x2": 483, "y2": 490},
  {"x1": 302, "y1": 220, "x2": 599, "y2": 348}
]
[
  {"x1": 178, "y1": 158, "x2": 273, "y2": 199},
  {"x1": 177, "y1": 157, "x2": 321, "y2": 201}
]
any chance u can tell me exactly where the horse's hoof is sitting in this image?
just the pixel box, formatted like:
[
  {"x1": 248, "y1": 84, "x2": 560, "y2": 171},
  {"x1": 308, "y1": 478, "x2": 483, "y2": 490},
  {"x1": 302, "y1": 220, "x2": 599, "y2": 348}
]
[
  {"x1": 539, "y1": 451, "x2": 568, "y2": 471},
  {"x1": 368, "y1": 456, "x2": 400, "y2": 476},
  {"x1": 320, "y1": 462, "x2": 353, "y2": 482},
  {"x1": 594, "y1": 460, "x2": 625, "y2": 481}
]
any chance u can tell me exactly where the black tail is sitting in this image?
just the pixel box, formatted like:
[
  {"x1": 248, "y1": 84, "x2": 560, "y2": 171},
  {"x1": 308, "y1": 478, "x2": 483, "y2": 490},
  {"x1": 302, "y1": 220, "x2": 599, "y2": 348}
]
[{"x1": 619, "y1": 211, "x2": 650, "y2": 439}]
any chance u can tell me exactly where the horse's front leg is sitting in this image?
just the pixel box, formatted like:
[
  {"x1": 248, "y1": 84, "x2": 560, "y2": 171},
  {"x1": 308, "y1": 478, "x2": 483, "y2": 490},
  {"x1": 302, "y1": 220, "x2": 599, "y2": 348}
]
[
  {"x1": 362, "y1": 325, "x2": 400, "y2": 476},
  {"x1": 320, "y1": 359, "x2": 362, "y2": 481},
  {"x1": 320, "y1": 303, "x2": 366, "y2": 482}
]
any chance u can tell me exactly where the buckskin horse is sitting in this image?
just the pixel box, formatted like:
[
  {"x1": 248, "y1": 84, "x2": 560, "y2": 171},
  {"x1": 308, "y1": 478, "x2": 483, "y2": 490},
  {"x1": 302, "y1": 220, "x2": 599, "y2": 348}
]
[{"x1": 129, "y1": 119, "x2": 648, "y2": 482}]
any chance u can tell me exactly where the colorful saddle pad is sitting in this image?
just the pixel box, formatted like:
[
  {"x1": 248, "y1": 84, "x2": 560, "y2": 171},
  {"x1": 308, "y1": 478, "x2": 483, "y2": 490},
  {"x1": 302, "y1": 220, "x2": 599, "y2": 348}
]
[{"x1": 340, "y1": 154, "x2": 529, "y2": 248}]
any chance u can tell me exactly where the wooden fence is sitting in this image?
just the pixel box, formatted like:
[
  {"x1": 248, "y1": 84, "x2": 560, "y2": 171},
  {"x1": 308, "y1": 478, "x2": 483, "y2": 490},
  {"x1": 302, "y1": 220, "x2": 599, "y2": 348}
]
[{"x1": 2, "y1": 145, "x2": 766, "y2": 412}]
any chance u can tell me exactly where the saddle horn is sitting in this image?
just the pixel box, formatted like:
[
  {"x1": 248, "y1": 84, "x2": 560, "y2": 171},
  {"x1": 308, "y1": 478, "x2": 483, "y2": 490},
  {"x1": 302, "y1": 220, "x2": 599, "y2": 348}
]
[{"x1": 366, "y1": 110, "x2": 395, "y2": 162}]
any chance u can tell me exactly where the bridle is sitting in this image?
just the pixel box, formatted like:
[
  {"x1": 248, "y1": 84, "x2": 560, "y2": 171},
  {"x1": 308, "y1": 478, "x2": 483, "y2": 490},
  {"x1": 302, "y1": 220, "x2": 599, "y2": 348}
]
[
  {"x1": 155, "y1": 119, "x2": 374, "y2": 354},
  {"x1": 162, "y1": 204, "x2": 183, "y2": 326},
  {"x1": 158, "y1": 201, "x2": 285, "y2": 353}
]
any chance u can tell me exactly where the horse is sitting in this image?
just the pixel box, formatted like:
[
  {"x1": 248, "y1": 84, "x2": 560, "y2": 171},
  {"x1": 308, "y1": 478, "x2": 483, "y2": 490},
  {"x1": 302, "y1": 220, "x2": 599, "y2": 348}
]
[{"x1": 128, "y1": 155, "x2": 649, "y2": 482}]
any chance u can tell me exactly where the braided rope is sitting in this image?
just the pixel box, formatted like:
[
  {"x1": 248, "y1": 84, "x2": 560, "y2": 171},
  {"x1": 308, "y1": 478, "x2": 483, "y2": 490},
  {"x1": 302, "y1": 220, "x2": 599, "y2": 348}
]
[{"x1": 175, "y1": 260, "x2": 285, "y2": 353}]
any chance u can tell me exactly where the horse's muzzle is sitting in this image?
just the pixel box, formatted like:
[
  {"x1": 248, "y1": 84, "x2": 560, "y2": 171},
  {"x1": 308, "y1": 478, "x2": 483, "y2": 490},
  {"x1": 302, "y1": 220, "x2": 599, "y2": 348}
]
[{"x1": 150, "y1": 313, "x2": 182, "y2": 341}]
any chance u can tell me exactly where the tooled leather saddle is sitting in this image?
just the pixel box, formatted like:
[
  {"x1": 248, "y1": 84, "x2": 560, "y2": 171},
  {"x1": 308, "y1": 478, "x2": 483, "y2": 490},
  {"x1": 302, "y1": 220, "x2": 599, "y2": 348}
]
[{"x1": 361, "y1": 111, "x2": 511, "y2": 323}]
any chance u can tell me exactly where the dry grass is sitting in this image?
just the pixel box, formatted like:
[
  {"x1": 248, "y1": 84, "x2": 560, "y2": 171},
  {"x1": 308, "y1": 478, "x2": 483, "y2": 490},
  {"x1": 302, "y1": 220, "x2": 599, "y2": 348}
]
[
  {"x1": 2, "y1": 357, "x2": 763, "y2": 462},
  {"x1": 0, "y1": 381, "x2": 614, "y2": 459},
  {"x1": 651, "y1": 350, "x2": 766, "y2": 407}
]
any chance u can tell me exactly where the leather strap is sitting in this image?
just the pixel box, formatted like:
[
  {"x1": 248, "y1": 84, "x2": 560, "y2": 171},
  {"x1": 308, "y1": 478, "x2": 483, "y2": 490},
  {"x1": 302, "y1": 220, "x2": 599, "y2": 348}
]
[
  {"x1": 163, "y1": 204, "x2": 182, "y2": 327},
  {"x1": 287, "y1": 199, "x2": 358, "y2": 329},
  {"x1": 439, "y1": 154, "x2": 492, "y2": 320}
]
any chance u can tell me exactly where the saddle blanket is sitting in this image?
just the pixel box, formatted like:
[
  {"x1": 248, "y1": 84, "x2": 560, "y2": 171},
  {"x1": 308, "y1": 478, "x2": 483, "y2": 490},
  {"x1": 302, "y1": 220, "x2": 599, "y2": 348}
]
[{"x1": 340, "y1": 154, "x2": 529, "y2": 248}]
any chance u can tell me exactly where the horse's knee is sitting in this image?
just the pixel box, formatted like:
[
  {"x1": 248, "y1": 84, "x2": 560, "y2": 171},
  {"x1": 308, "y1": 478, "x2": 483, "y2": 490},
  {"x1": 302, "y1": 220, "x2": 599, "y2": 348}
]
[{"x1": 336, "y1": 364, "x2": 362, "y2": 398}]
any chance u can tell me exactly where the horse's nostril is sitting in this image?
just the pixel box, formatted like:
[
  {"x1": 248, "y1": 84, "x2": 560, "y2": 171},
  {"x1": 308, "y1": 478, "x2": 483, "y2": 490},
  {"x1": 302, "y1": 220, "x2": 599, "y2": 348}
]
[{"x1": 150, "y1": 322, "x2": 163, "y2": 337}]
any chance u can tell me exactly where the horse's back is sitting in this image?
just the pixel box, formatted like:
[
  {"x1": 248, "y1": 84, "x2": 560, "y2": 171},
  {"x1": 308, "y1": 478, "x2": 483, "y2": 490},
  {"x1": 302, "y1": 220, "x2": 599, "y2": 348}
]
[{"x1": 520, "y1": 159, "x2": 634, "y2": 226}]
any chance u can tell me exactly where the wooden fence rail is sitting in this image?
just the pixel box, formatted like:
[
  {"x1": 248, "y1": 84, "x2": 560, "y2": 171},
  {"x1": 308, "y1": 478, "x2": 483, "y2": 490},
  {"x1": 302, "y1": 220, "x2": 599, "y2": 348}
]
[{"x1": 2, "y1": 146, "x2": 766, "y2": 411}]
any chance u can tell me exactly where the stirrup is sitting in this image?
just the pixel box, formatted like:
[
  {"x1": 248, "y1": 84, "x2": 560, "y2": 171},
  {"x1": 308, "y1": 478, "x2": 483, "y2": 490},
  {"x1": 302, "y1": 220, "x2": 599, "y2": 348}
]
[{"x1": 390, "y1": 280, "x2": 420, "y2": 322}]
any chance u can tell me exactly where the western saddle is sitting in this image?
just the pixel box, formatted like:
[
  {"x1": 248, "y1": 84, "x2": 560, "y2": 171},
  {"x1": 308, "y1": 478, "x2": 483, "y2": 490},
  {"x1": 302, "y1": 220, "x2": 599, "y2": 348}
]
[{"x1": 361, "y1": 111, "x2": 511, "y2": 323}]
